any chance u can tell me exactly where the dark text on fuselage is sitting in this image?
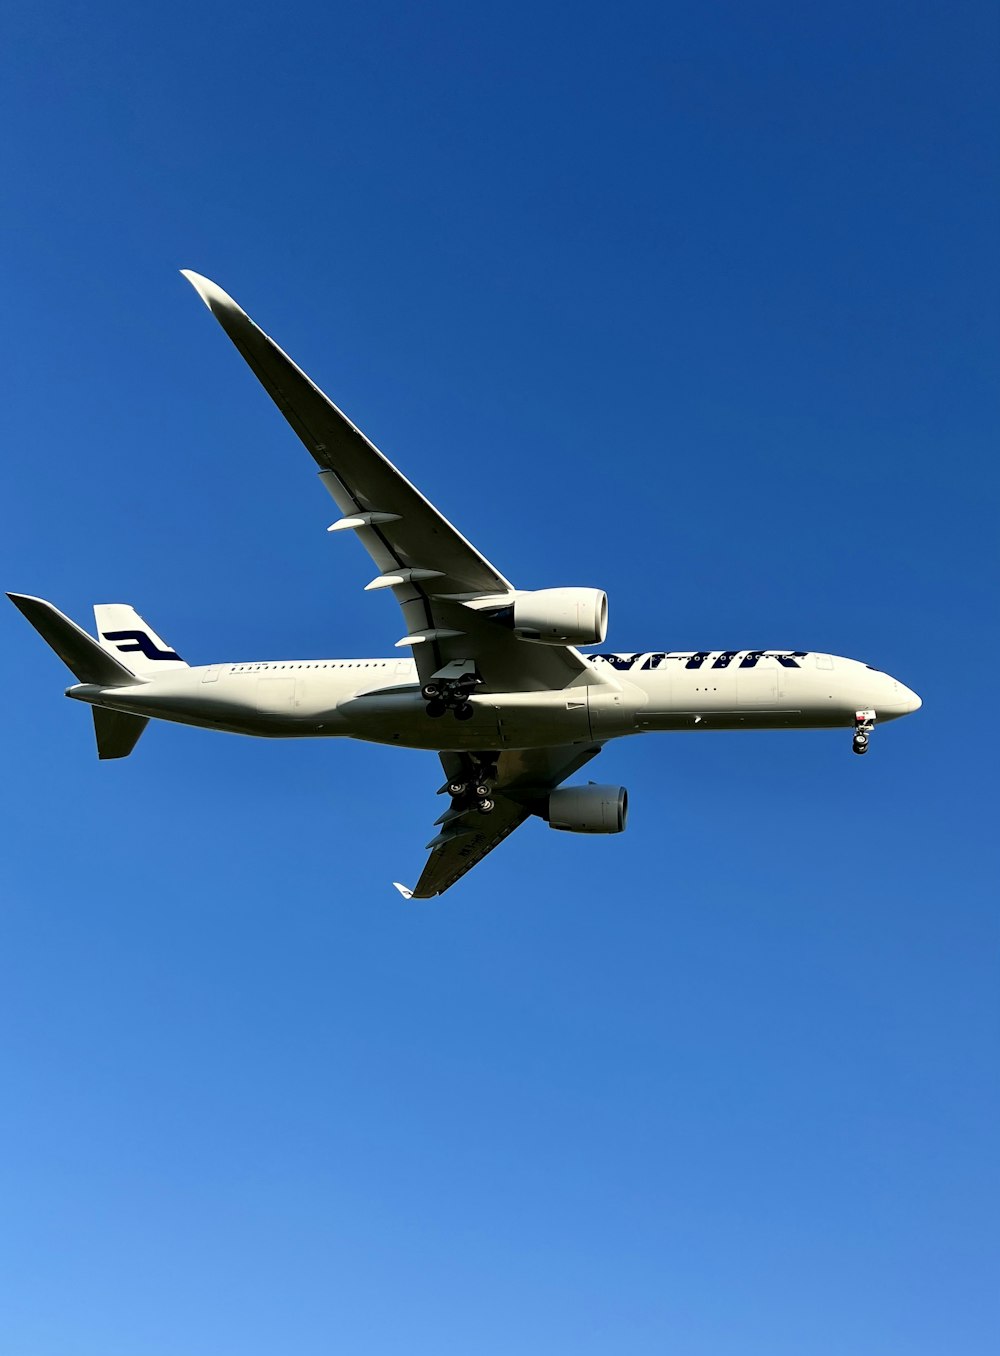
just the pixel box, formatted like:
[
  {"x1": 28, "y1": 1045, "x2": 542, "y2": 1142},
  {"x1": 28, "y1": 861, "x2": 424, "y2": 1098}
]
[{"x1": 590, "y1": 651, "x2": 808, "y2": 672}]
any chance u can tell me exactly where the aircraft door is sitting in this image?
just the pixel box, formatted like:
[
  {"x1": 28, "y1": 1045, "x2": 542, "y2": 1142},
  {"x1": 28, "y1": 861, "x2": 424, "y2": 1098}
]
[
  {"x1": 256, "y1": 674, "x2": 298, "y2": 714},
  {"x1": 737, "y1": 659, "x2": 778, "y2": 706}
]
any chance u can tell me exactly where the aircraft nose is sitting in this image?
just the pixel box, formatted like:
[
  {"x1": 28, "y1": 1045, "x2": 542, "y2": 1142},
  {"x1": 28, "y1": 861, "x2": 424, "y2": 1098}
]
[
  {"x1": 898, "y1": 684, "x2": 922, "y2": 714},
  {"x1": 873, "y1": 670, "x2": 921, "y2": 717}
]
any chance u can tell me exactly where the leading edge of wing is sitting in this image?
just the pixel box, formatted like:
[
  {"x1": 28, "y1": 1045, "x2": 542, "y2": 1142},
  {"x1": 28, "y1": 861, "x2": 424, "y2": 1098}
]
[{"x1": 180, "y1": 270, "x2": 512, "y2": 596}]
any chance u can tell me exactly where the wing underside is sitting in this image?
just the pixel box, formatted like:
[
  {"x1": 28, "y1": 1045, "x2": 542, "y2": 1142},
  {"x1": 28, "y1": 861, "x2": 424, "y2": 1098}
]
[{"x1": 404, "y1": 743, "x2": 603, "y2": 899}]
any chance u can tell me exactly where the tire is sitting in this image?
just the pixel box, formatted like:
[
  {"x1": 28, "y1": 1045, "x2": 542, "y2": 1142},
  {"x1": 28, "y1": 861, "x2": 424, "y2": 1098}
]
[
  {"x1": 448, "y1": 781, "x2": 468, "y2": 797},
  {"x1": 455, "y1": 703, "x2": 474, "y2": 720},
  {"x1": 427, "y1": 700, "x2": 446, "y2": 718},
  {"x1": 422, "y1": 683, "x2": 441, "y2": 700},
  {"x1": 852, "y1": 736, "x2": 868, "y2": 755},
  {"x1": 477, "y1": 798, "x2": 495, "y2": 814},
  {"x1": 474, "y1": 783, "x2": 492, "y2": 798}
]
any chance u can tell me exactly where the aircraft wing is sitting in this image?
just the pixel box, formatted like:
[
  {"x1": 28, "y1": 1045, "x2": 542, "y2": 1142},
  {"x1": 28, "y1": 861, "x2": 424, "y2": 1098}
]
[
  {"x1": 397, "y1": 743, "x2": 603, "y2": 900},
  {"x1": 183, "y1": 272, "x2": 610, "y2": 694}
]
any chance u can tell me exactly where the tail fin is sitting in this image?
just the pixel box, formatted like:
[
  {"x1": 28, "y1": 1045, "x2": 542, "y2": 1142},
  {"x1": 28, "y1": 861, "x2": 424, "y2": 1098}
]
[
  {"x1": 8, "y1": 593, "x2": 137, "y2": 686},
  {"x1": 92, "y1": 708, "x2": 149, "y2": 759},
  {"x1": 94, "y1": 604, "x2": 189, "y2": 676}
]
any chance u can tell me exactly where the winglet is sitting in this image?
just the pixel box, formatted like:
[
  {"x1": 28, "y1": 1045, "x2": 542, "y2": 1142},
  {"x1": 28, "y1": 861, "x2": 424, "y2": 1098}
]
[{"x1": 392, "y1": 882, "x2": 414, "y2": 900}]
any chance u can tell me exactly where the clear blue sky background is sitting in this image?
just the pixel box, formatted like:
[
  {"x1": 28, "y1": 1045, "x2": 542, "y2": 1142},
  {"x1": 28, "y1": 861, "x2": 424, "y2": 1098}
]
[{"x1": 1, "y1": 4, "x2": 997, "y2": 1353}]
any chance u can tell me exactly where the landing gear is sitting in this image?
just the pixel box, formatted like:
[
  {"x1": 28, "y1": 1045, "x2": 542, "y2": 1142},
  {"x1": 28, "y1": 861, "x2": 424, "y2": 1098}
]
[
  {"x1": 853, "y1": 709, "x2": 876, "y2": 756},
  {"x1": 422, "y1": 663, "x2": 483, "y2": 719},
  {"x1": 446, "y1": 755, "x2": 499, "y2": 815}
]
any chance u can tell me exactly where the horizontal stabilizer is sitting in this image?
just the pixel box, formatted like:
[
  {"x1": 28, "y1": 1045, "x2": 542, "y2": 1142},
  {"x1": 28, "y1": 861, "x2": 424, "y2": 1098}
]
[
  {"x1": 8, "y1": 593, "x2": 137, "y2": 686},
  {"x1": 93, "y1": 707, "x2": 149, "y2": 759}
]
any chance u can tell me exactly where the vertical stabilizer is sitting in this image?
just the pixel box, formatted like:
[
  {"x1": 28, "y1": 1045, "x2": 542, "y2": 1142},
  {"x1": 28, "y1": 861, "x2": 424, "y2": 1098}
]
[{"x1": 94, "y1": 604, "x2": 188, "y2": 675}]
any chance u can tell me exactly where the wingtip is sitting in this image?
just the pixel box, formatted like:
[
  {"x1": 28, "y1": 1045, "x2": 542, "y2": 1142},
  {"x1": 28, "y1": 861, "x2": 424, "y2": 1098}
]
[
  {"x1": 180, "y1": 268, "x2": 241, "y2": 315},
  {"x1": 7, "y1": 591, "x2": 44, "y2": 610},
  {"x1": 392, "y1": 882, "x2": 415, "y2": 900}
]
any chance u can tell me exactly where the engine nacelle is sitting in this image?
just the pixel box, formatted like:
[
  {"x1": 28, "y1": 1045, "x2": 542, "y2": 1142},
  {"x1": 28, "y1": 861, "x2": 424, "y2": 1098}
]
[
  {"x1": 510, "y1": 587, "x2": 608, "y2": 645},
  {"x1": 547, "y1": 784, "x2": 629, "y2": 834}
]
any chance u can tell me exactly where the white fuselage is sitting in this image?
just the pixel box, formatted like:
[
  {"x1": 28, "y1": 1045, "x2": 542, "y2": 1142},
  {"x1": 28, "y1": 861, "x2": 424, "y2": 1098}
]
[{"x1": 67, "y1": 649, "x2": 921, "y2": 752}]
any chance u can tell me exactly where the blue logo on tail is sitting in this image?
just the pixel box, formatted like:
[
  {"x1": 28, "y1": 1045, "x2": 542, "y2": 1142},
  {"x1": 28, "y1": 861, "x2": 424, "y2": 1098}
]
[{"x1": 102, "y1": 630, "x2": 184, "y2": 662}]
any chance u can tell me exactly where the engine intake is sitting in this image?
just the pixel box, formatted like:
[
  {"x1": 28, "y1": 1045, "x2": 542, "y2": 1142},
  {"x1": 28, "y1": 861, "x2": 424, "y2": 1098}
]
[
  {"x1": 547, "y1": 784, "x2": 628, "y2": 834},
  {"x1": 508, "y1": 587, "x2": 608, "y2": 645}
]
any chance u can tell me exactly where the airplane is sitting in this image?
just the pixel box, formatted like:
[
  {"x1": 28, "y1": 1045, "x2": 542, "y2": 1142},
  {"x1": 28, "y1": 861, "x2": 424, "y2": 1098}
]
[{"x1": 9, "y1": 271, "x2": 922, "y2": 899}]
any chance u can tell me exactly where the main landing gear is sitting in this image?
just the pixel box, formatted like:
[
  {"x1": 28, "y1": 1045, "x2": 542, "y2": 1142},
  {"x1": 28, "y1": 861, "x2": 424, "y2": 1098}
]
[
  {"x1": 422, "y1": 661, "x2": 483, "y2": 721},
  {"x1": 853, "y1": 709, "x2": 876, "y2": 755},
  {"x1": 446, "y1": 754, "x2": 499, "y2": 815}
]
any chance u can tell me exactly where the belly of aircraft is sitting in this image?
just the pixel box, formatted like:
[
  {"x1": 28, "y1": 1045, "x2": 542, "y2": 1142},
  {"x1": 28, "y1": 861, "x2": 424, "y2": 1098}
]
[{"x1": 339, "y1": 688, "x2": 596, "y2": 751}]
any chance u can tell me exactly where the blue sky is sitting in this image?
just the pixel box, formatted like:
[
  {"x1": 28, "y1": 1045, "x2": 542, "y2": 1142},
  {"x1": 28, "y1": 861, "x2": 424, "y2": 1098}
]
[{"x1": 1, "y1": 3, "x2": 997, "y2": 1352}]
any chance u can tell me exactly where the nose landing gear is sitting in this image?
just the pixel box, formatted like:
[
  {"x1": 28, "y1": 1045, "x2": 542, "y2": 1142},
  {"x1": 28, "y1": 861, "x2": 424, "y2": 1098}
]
[{"x1": 853, "y1": 709, "x2": 876, "y2": 755}]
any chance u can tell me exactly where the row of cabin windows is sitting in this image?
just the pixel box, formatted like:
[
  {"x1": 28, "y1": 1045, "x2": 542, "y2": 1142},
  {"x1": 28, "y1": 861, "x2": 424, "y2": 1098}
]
[{"x1": 229, "y1": 661, "x2": 399, "y2": 672}]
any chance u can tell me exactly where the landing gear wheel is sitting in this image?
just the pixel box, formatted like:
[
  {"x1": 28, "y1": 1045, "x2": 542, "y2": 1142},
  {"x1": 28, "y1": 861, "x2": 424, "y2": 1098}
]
[
  {"x1": 852, "y1": 709, "x2": 876, "y2": 756},
  {"x1": 426, "y1": 699, "x2": 446, "y2": 718},
  {"x1": 448, "y1": 781, "x2": 468, "y2": 798},
  {"x1": 455, "y1": 702, "x2": 474, "y2": 721},
  {"x1": 474, "y1": 782, "x2": 493, "y2": 798},
  {"x1": 476, "y1": 798, "x2": 495, "y2": 815},
  {"x1": 422, "y1": 682, "x2": 441, "y2": 700}
]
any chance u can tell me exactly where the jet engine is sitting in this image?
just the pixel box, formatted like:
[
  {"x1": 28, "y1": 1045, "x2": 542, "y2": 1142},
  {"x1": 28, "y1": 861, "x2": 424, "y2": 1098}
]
[
  {"x1": 506, "y1": 587, "x2": 608, "y2": 645},
  {"x1": 546, "y1": 784, "x2": 628, "y2": 834}
]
